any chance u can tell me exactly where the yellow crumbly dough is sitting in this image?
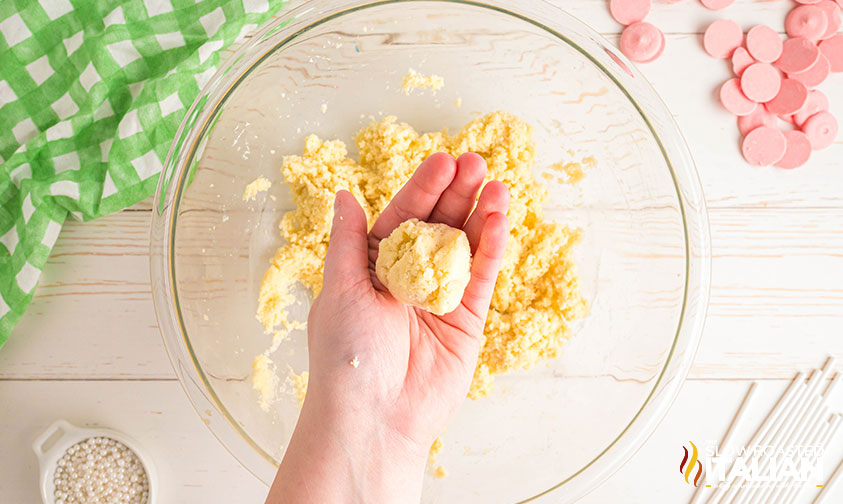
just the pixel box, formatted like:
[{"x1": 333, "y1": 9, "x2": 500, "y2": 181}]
[
  {"x1": 401, "y1": 69, "x2": 444, "y2": 94},
  {"x1": 427, "y1": 437, "x2": 447, "y2": 479},
  {"x1": 256, "y1": 111, "x2": 588, "y2": 399},
  {"x1": 549, "y1": 156, "x2": 595, "y2": 185},
  {"x1": 290, "y1": 371, "x2": 309, "y2": 407},
  {"x1": 376, "y1": 219, "x2": 471, "y2": 316},
  {"x1": 252, "y1": 353, "x2": 279, "y2": 412},
  {"x1": 242, "y1": 175, "x2": 272, "y2": 201},
  {"x1": 252, "y1": 353, "x2": 309, "y2": 411}
]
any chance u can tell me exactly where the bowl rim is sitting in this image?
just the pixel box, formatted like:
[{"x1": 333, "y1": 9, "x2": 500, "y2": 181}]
[{"x1": 150, "y1": 0, "x2": 712, "y2": 502}]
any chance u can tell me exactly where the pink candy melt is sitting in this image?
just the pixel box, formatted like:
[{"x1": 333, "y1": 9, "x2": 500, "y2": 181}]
[
  {"x1": 610, "y1": 0, "x2": 652, "y2": 26},
  {"x1": 793, "y1": 90, "x2": 830, "y2": 127},
  {"x1": 732, "y1": 47, "x2": 756, "y2": 76},
  {"x1": 774, "y1": 131, "x2": 813, "y2": 169},
  {"x1": 746, "y1": 25, "x2": 784, "y2": 63},
  {"x1": 786, "y1": 5, "x2": 829, "y2": 42},
  {"x1": 620, "y1": 22, "x2": 665, "y2": 62},
  {"x1": 777, "y1": 38, "x2": 821, "y2": 73},
  {"x1": 701, "y1": 0, "x2": 736, "y2": 10},
  {"x1": 788, "y1": 53, "x2": 832, "y2": 87},
  {"x1": 802, "y1": 111, "x2": 839, "y2": 150},
  {"x1": 816, "y1": 0, "x2": 842, "y2": 40},
  {"x1": 740, "y1": 63, "x2": 782, "y2": 102},
  {"x1": 819, "y1": 35, "x2": 843, "y2": 72},
  {"x1": 764, "y1": 78, "x2": 810, "y2": 115},
  {"x1": 741, "y1": 126, "x2": 788, "y2": 166},
  {"x1": 686, "y1": 0, "x2": 841, "y2": 168},
  {"x1": 704, "y1": 19, "x2": 744, "y2": 58},
  {"x1": 737, "y1": 108, "x2": 779, "y2": 136},
  {"x1": 720, "y1": 78, "x2": 758, "y2": 116}
]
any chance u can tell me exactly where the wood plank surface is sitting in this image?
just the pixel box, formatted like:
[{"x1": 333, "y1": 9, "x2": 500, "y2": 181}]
[
  {"x1": 3, "y1": 206, "x2": 841, "y2": 380},
  {"x1": 3, "y1": 379, "x2": 843, "y2": 503},
  {"x1": 2, "y1": 0, "x2": 843, "y2": 502}
]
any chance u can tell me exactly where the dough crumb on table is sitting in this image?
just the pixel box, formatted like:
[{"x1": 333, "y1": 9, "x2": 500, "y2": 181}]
[
  {"x1": 254, "y1": 110, "x2": 588, "y2": 405},
  {"x1": 242, "y1": 175, "x2": 272, "y2": 201},
  {"x1": 401, "y1": 68, "x2": 444, "y2": 95},
  {"x1": 376, "y1": 218, "x2": 472, "y2": 316}
]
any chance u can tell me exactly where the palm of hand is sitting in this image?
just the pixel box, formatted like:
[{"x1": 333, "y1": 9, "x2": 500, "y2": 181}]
[{"x1": 305, "y1": 152, "x2": 509, "y2": 455}]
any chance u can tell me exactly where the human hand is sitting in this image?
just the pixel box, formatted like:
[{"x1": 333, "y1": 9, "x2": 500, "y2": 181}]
[{"x1": 267, "y1": 152, "x2": 510, "y2": 503}]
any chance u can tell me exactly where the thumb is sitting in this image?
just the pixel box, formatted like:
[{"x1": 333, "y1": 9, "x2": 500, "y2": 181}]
[{"x1": 322, "y1": 190, "x2": 371, "y2": 291}]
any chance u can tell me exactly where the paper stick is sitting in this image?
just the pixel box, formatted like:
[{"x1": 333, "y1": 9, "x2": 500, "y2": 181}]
[
  {"x1": 770, "y1": 372, "x2": 842, "y2": 504},
  {"x1": 707, "y1": 373, "x2": 808, "y2": 504},
  {"x1": 757, "y1": 407, "x2": 831, "y2": 504},
  {"x1": 774, "y1": 413, "x2": 834, "y2": 504},
  {"x1": 689, "y1": 383, "x2": 757, "y2": 504},
  {"x1": 737, "y1": 395, "x2": 827, "y2": 504},
  {"x1": 716, "y1": 371, "x2": 822, "y2": 503},
  {"x1": 813, "y1": 415, "x2": 843, "y2": 504}
]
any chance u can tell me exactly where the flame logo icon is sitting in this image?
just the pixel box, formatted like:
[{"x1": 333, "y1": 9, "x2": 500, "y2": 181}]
[{"x1": 679, "y1": 441, "x2": 703, "y2": 487}]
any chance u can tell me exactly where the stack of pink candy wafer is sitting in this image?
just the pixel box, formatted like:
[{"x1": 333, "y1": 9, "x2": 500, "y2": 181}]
[
  {"x1": 704, "y1": 1, "x2": 841, "y2": 168},
  {"x1": 610, "y1": 0, "x2": 741, "y2": 63},
  {"x1": 610, "y1": 0, "x2": 665, "y2": 63}
]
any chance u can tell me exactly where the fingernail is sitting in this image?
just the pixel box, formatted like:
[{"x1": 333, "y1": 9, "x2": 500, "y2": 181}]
[{"x1": 334, "y1": 192, "x2": 343, "y2": 212}]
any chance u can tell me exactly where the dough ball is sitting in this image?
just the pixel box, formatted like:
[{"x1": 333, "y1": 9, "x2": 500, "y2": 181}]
[{"x1": 376, "y1": 219, "x2": 472, "y2": 315}]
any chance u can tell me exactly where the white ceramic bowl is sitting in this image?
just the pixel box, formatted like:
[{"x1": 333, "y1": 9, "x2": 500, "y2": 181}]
[{"x1": 32, "y1": 420, "x2": 158, "y2": 504}]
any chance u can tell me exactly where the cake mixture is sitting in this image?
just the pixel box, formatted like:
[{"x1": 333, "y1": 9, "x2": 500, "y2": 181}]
[{"x1": 253, "y1": 110, "x2": 588, "y2": 403}]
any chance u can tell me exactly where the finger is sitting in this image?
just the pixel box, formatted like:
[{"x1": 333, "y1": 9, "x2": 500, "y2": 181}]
[
  {"x1": 459, "y1": 212, "x2": 509, "y2": 321},
  {"x1": 463, "y1": 180, "x2": 510, "y2": 252},
  {"x1": 368, "y1": 152, "x2": 457, "y2": 242},
  {"x1": 428, "y1": 152, "x2": 487, "y2": 228},
  {"x1": 323, "y1": 191, "x2": 371, "y2": 291}
]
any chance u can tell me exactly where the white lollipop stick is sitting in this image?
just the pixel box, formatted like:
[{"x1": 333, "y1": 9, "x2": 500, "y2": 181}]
[
  {"x1": 813, "y1": 415, "x2": 843, "y2": 504},
  {"x1": 739, "y1": 395, "x2": 827, "y2": 504},
  {"x1": 707, "y1": 373, "x2": 808, "y2": 504},
  {"x1": 726, "y1": 362, "x2": 834, "y2": 504},
  {"x1": 776, "y1": 413, "x2": 835, "y2": 504},
  {"x1": 721, "y1": 370, "x2": 823, "y2": 503},
  {"x1": 688, "y1": 383, "x2": 758, "y2": 504},
  {"x1": 759, "y1": 406, "x2": 830, "y2": 504},
  {"x1": 777, "y1": 372, "x2": 843, "y2": 504}
]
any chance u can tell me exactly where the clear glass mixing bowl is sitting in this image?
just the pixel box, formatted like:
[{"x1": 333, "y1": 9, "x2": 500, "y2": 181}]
[{"x1": 150, "y1": 1, "x2": 711, "y2": 502}]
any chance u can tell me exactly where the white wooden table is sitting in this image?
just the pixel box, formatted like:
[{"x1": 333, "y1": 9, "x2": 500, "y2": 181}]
[{"x1": 2, "y1": 1, "x2": 842, "y2": 502}]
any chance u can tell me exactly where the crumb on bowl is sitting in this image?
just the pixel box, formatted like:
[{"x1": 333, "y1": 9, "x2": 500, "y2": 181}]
[
  {"x1": 242, "y1": 175, "x2": 272, "y2": 201},
  {"x1": 401, "y1": 68, "x2": 445, "y2": 95}
]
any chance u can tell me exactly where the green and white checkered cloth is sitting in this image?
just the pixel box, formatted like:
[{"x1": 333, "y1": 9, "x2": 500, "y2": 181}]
[{"x1": 0, "y1": 0, "x2": 286, "y2": 346}]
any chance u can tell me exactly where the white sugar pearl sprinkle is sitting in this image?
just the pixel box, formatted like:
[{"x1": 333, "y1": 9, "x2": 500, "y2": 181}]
[{"x1": 53, "y1": 436, "x2": 149, "y2": 504}]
